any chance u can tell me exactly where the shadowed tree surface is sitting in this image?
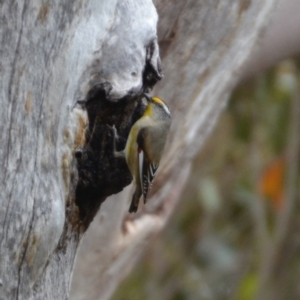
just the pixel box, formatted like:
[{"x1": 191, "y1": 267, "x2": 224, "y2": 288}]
[{"x1": 0, "y1": 0, "x2": 279, "y2": 299}]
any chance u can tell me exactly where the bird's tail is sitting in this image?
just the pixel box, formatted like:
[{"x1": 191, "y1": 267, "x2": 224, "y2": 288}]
[{"x1": 129, "y1": 187, "x2": 142, "y2": 213}]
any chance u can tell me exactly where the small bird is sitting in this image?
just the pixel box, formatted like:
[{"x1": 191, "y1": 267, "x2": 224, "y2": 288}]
[{"x1": 124, "y1": 94, "x2": 171, "y2": 213}]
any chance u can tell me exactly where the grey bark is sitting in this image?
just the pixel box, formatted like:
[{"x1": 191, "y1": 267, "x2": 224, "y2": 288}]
[
  {"x1": 0, "y1": 0, "x2": 280, "y2": 299},
  {"x1": 0, "y1": 0, "x2": 159, "y2": 299}
]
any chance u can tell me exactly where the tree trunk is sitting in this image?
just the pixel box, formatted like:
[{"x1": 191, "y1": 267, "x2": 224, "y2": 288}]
[
  {"x1": 0, "y1": 0, "x2": 278, "y2": 299},
  {"x1": 0, "y1": 0, "x2": 160, "y2": 299}
]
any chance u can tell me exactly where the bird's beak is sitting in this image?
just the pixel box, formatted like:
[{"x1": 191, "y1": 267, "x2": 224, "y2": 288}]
[{"x1": 143, "y1": 93, "x2": 151, "y2": 102}]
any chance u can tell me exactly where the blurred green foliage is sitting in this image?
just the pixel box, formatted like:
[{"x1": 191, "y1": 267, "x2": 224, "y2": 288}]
[{"x1": 112, "y1": 59, "x2": 300, "y2": 300}]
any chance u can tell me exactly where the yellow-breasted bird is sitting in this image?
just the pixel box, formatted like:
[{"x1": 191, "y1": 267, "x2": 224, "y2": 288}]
[{"x1": 123, "y1": 94, "x2": 171, "y2": 213}]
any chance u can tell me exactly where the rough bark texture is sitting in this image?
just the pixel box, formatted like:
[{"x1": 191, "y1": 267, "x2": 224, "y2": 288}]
[
  {"x1": 0, "y1": 0, "x2": 280, "y2": 299},
  {"x1": 0, "y1": 0, "x2": 160, "y2": 299}
]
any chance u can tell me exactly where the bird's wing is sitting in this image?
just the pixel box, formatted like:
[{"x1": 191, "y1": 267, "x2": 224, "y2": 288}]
[{"x1": 137, "y1": 128, "x2": 159, "y2": 202}]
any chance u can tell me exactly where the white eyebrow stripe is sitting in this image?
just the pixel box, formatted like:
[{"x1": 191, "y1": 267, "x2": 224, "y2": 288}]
[{"x1": 161, "y1": 102, "x2": 171, "y2": 115}]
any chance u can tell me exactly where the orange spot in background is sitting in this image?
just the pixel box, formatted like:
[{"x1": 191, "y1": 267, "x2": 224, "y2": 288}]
[{"x1": 259, "y1": 158, "x2": 285, "y2": 210}]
